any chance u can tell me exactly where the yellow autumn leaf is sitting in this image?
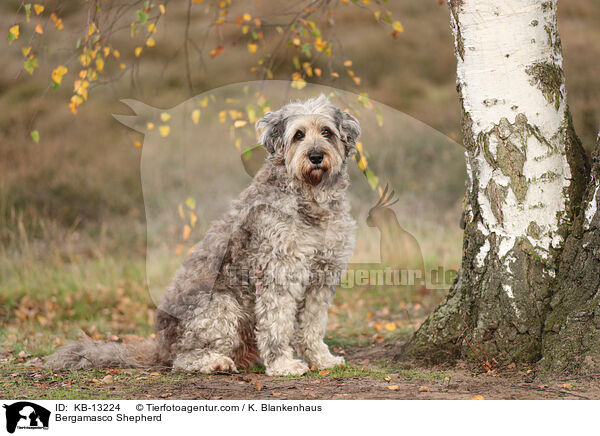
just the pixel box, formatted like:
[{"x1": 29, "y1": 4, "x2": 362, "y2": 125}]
[
  {"x1": 210, "y1": 46, "x2": 224, "y2": 58},
  {"x1": 175, "y1": 244, "x2": 184, "y2": 256},
  {"x1": 133, "y1": 140, "x2": 142, "y2": 148},
  {"x1": 160, "y1": 112, "x2": 171, "y2": 122},
  {"x1": 291, "y1": 72, "x2": 306, "y2": 89},
  {"x1": 35, "y1": 24, "x2": 43, "y2": 34},
  {"x1": 147, "y1": 23, "x2": 157, "y2": 33},
  {"x1": 200, "y1": 97, "x2": 208, "y2": 107},
  {"x1": 234, "y1": 120, "x2": 248, "y2": 128},
  {"x1": 191, "y1": 109, "x2": 201, "y2": 124},
  {"x1": 50, "y1": 13, "x2": 64, "y2": 30},
  {"x1": 119, "y1": 63, "x2": 126, "y2": 70},
  {"x1": 357, "y1": 156, "x2": 367, "y2": 171},
  {"x1": 96, "y1": 57, "x2": 104, "y2": 73},
  {"x1": 34, "y1": 4, "x2": 44, "y2": 15},
  {"x1": 8, "y1": 25, "x2": 19, "y2": 44},
  {"x1": 146, "y1": 122, "x2": 155, "y2": 130},
  {"x1": 356, "y1": 141, "x2": 363, "y2": 153},
  {"x1": 74, "y1": 80, "x2": 89, "y2": 100},
  {"x1": 21, "y1": 46, "x2": 32, "y2": 57},
  {"x1": 393, "y1": 21, "x2": 404, "y2": 32},
  {"x1": 388, "y1": 385, "x2": 399, "y2": 390},
  {"x1": 69, "y1": 95, "x2": 83, "y2": 114},
  {"x1": 243, "y1": 13, "x2": 251, "y2": 21},
  {"x1": 103, "y1": 46, "x2": 111, "y2": 57},
  {"x1": 51, "y1": 65, "x2": 68, "y2": 85},
  {"x1": 183, "y1": 225, "x2": 191, "y2": 241},
  {"x1": 190, "y1": 211, "x2": 197, "y2": 227},
  {"x1": 135, "y1": 46, "x2": 143, "y2": 57},
  {"x1": 159, "y1": 125, "x2": 170, "y2": 137},
  {"x1": 343, "y1": 60, "x2": 352, "y2": 67},
  {"x1": 247, "y1": 43, "x2": 258, "y2": 54},
  {"x1": 113, "y1": 49, "x2": 121, "y2": 59},
  {"x1": 178, "y1": 204, "x2": 185, "y2": 219},
  {"x1": 159, "y1": 4, "x2": 166, "y2": 14},
  {"x1": 146, "y1": 37, "x2": 156, "y2": 47},
  {"x1": 472, "y1": 395, "x2": 485, "y2": 400},
  {"x1": 219, "y1": 111, "x2": 226, "y2": 123},
  {"x1": 384, "y1": 322, "x2": 397, "y2": 331},
  {"x1": 314, "y1": 37, "x2": 327, "y2": 52}
]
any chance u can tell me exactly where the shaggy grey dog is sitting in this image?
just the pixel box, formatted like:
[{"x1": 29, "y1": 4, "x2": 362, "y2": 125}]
[{"x1": 47, "y1": 95, "x2": 359, "y2": 376}]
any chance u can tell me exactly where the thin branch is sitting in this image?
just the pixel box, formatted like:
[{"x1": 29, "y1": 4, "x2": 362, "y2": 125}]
[{"x1": 183, "y1": 0, "x2": 195, "y2": 95}]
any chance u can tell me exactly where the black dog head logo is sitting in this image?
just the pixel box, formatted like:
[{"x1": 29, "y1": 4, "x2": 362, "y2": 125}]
[{"x1": 3, "y1": 402, "x2": 50, "y2": 434}]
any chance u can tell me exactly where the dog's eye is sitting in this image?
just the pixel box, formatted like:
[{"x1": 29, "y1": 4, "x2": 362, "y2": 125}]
[
  {"x1": 294, "y1": 130, "x2": 305, "y2": 140},
  {"x1": 321, "y1": 128, "x2": 332, "y2": 138}
]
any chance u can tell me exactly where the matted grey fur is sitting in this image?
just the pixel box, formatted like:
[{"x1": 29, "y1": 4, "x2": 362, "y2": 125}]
[{"x1": 46, "y1": 95, "x2": 359, "y2": 376}]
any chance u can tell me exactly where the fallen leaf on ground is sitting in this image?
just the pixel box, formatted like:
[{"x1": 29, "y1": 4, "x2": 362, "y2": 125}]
[
  {"x1": 272, "y1": 392, "x2": 281, "y2": 396},
  {"x1": 388, "y1": 385, "x2": 399, "y2": 390},
  {"x1": 560, "y1": 383, "x2": 573, "y2": 389},
  {"x1": 253, "y1": 380, "x2": 263, "y2": 391},
  {"x1": 319, "y1": 370, "x2": 330, "y2": 375},
  {"x1": 418, "y1": 386, "x2": 430, "y2": 392},
  {"x1": 102, "y1": 375, "x2": 114, "y2": 384},
  {"x1": 472, "y1": 395, "x2": 485, "y2": 400}
]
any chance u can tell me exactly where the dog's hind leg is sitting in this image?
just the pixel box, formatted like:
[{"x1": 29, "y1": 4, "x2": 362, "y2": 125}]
[
  {"x1": 297, "y1": 286, "x2": 345, "y2": 370},
  {"x1": 171, "y1": 293, "x2": 243, "y2": 374},
  {"x1": 172, "y1": 349, "x2": 237, "y2": 373}
]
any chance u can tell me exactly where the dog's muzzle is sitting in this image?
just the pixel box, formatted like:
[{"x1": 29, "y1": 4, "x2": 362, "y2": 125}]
[{"x1": 303, "y1": 150, "x2": 330, "y2": 186}]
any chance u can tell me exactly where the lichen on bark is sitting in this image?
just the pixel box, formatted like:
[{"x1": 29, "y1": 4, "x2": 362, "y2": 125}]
[{"x1": 525, "y1": 62, "x2": 564, "y2": 110}]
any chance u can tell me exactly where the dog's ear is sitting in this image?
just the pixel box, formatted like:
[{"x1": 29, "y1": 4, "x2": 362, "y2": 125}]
[
  {"x1": 256, "y1": 110, "x2": 285, "y2": 154},
  {"x1": 335, "y1": 109, "x2": 361, "y2": 157}
]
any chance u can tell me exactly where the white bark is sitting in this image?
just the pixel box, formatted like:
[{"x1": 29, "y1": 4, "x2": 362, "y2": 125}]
[{"x1": 454, "y1": 0, "x2": 572, "y2": 302}]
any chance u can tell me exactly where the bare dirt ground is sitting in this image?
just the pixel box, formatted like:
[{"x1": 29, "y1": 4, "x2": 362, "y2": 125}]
[{"x1": 3, "y1": 341, "x2": 600, "y2": 400}]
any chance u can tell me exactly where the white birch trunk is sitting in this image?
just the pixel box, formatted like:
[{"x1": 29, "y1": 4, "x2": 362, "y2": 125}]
[{"x1": 402, "y1": 0, "x2": 588, "y2": 363}]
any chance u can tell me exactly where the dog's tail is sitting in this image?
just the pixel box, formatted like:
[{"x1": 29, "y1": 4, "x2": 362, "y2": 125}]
[{"x1": 45, "y1": 333, "x2": 159, "y2": 370}]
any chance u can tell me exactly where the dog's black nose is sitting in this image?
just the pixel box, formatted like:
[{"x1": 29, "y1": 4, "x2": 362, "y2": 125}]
[{"x1": 309, "y1": 151, "x2": 324, "y2": 165}]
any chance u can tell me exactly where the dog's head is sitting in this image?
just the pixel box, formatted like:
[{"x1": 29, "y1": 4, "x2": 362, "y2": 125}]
[{"x1": 256, "y1": 95, "x2": 360, "y2": 186}]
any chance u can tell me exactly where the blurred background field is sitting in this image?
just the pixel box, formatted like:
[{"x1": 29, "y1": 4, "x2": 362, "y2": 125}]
[{"x1": 1, "y1": 0, "x2": 599, "y2": 360}]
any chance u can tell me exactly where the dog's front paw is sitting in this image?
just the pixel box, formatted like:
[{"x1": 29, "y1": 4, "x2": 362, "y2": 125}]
[
  {"x1": 266, "y1": 357, "x2": 309, "y2": 376},
  {"x1": 309, "y1": 353, "x2": 345, "y2": 370}
]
